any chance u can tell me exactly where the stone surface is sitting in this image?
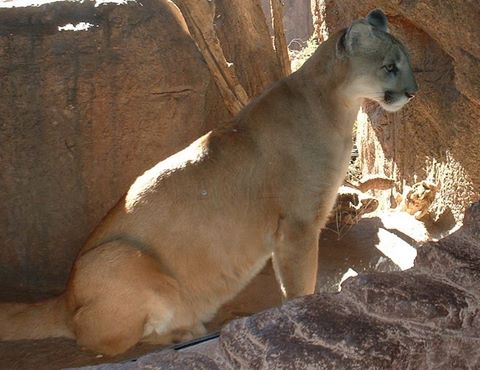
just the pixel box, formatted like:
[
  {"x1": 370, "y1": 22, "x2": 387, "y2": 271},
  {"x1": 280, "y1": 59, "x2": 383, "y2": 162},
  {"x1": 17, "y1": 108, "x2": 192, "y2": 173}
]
[
  {"x1": 318, "y1": 0, "x2": 480, "y2": 223},
  {"x1": 214, "y1": 0, "x2": 283, "y2": 98},
  {"x1": 0, "y1": 0, "x2": 281, "y2": 295},
  {"x1": 78, "y1": 203, "x2": 480, "y2": 369},
  {"x1": 260, "y1": 0, "x2": 314, "y2": 48},
  {"x1": 0, "y1": 0, "x2": 220, "y2": 294},
  {"x1": 77, "y1": 350, "x2": 222, "y2": 370}
]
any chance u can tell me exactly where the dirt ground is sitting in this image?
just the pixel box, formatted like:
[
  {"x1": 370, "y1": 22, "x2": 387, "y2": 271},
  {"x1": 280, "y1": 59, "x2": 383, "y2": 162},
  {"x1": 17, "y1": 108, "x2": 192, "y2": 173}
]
[{"x1": 0, "y1": 211, "x2": 432, "y2": 370}]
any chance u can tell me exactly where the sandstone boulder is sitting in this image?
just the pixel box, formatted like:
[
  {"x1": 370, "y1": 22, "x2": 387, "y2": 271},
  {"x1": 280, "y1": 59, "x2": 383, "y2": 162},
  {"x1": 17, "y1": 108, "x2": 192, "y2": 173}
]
[
  {"x1": 260, "y1": 0, "x2": 314, "y2": 48},
  {"x1": 0, "y1": 0, "x2": 220, "y2": 294},
  {"x1": 214, "y1": 0, "x2": 283, "y2": 96}
]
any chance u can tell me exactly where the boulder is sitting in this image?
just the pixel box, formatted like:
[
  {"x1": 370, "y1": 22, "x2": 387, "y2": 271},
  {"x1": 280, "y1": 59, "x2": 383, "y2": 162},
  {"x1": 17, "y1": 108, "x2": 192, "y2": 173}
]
[
  {"x1": 0, "y1": 0, "x2": 222, "y2": 294},
  {"x1": 260, "y1": 0, "x2": 314, "y2": 48},
  {"x1": 214, "y1": 0, "x2": 283, "y2": 96}
]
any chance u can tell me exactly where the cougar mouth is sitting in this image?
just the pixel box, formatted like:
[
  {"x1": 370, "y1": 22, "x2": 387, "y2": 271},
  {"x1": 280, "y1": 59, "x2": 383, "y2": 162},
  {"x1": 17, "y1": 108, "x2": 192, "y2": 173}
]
[
  {"x1": 380, "y1": 90, "x2": 408, "y2": 112},
  {"x1": 384, "y1": 90, "x2": 395, "y2": 104}
]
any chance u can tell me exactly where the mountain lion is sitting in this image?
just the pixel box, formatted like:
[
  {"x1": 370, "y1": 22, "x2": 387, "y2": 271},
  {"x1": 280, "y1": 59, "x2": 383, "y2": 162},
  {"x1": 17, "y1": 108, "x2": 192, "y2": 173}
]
[{"x1": 0, "y1": 9, "x2": 417, "y2": 355}]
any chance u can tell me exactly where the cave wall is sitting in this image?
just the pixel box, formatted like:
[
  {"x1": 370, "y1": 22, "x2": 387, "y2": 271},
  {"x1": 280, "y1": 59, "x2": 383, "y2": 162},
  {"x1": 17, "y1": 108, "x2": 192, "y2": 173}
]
[
  {"x1": 260, "y1": 0, "x2": 314, "y2": 48},
  {"x1": 214, "y1": 0, "x2": 283, "y2": 97},
  {"x1": 0, "y1": 0, "x2": 280, "y2": 295},
  {"x1": 0, "y1": 0, "x2": 218, "y2": 294},
  {"x1": 320, "y1": 0, "x2": 480, "y2": 223}
]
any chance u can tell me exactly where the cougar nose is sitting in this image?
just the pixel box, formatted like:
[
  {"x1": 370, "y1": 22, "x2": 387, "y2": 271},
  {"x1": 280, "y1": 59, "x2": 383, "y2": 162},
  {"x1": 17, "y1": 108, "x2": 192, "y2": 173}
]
[
  {"x1": 405, "y1": 91, "x2": 416, "y2": 99},
  {"x1": 406, "y1": 82, "x2": 418, "y2": 100}
]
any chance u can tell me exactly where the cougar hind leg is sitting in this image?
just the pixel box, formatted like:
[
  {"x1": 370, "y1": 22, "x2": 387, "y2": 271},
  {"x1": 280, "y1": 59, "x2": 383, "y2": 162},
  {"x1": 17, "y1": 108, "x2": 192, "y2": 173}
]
[{"x1": 69, "y1": 240, "x2": 182, "y2": 356}]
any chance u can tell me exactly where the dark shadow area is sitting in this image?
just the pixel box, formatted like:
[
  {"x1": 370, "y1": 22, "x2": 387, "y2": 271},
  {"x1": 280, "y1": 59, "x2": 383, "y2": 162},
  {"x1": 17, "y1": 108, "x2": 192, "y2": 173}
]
[
  {"x1": 317, "y1": 217, "x2": 403, "y2": 293},
  {"x1": 422, "y1": 206, "x2": 458, "y2": 239}
]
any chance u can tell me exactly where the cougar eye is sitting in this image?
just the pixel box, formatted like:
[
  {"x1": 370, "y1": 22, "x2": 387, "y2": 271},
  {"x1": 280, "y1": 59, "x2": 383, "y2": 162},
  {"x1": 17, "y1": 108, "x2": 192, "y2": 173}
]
[{"x1": 383, "y1": 64, "x2": 398, "y2": 73}]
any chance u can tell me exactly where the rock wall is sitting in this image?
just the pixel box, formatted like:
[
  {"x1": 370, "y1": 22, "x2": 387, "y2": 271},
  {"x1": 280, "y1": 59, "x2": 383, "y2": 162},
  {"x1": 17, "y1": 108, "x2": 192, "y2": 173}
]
[
  {"x1": 214, "y1": 0, "x2": 283, "y2": 96},
  {"x1": 0, "y1": 0, "x2": 280, "y2": 295},
  {"x1": 260, "y1": 0, "x2": 314, "y2": 48},
  {"x1": 320, "y1": 1, "x2": 480, "y2": 223},
  {"x1": 0, "y1": 0, "x2": 218, "y2": 294}
]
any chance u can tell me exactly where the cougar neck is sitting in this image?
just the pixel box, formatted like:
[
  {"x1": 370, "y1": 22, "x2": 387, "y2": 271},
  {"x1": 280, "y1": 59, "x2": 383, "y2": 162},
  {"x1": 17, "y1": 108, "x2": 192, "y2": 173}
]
[{"x1": 293, "y1": 31, "x2": 361, "y2": 136}]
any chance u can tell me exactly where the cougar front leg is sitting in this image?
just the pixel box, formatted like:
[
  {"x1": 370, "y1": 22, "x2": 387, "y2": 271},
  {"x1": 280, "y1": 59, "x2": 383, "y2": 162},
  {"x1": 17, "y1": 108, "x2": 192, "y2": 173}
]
[{"x1": 272, "y1": 219, "x2": 320, "y2": 301}]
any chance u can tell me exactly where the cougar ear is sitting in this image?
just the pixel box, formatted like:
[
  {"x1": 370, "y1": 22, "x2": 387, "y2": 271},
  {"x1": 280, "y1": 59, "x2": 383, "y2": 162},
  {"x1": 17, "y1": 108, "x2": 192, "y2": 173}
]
[
  {"x1": 366, "y1": 9, "x2": 388, "y2": 32},
  {"x1": 344, "y1": 21, "x2": 373, "y2": 54},
  {"x1": 341, "y1": 9, "x2": 387, "y2": 56}
]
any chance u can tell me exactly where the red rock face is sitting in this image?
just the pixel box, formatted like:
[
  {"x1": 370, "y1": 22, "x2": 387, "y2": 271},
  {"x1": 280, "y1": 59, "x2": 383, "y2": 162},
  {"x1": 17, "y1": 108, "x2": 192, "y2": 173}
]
[
  {"x1": 0, "y1": 0, "x2": 227, "y2": 295},
  {"x1": 0, "y1": 0, "x2": 282, "y2": 295},
  {"x1": 320, "y1": 0, "x2": 480, "y2": 223},
  {"x1": 260, "y1": 0, "x2": 314, "y2": 47},
  {"x1": 214, "y1": 0, "x2": 283, "y2": 96}
]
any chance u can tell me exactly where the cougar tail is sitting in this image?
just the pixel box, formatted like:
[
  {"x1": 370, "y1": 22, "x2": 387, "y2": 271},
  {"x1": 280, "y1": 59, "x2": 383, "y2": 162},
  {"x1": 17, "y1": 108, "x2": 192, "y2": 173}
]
[{"x1": 0, "y1": 294, "x2": 74, "y2": 340}]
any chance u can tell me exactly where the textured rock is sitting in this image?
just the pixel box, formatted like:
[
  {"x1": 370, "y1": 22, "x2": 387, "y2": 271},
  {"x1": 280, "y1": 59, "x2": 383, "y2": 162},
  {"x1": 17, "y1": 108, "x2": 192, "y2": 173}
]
[
  {"x1": 260, "y1": 0, "x2": 314, "y2": 47},
  {"x1": 0, "y1": 0, "x2": 222, "y2": 294},
  {"x1": 77, "y1": 350, "x2": 221, "y2": 370},
  {"x1": 214, "y1": 0, "x2": 283, "y2": 97},
  {"x1": 82, "y1": 202, "x2": 480, "y2": 369},
  {"x1": 318, "y1": 0, "x2": 480, "y2": 223}
]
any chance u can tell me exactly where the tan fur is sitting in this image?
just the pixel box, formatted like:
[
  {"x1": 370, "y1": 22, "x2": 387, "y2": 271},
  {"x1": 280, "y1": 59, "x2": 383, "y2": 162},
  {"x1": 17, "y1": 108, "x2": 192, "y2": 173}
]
[
  {"x1": 0, "y1": 11, "x2": 417, "y2": 355},
  {"x1": 0, "y1": 296, "x2": 73, "y2": 340}
]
